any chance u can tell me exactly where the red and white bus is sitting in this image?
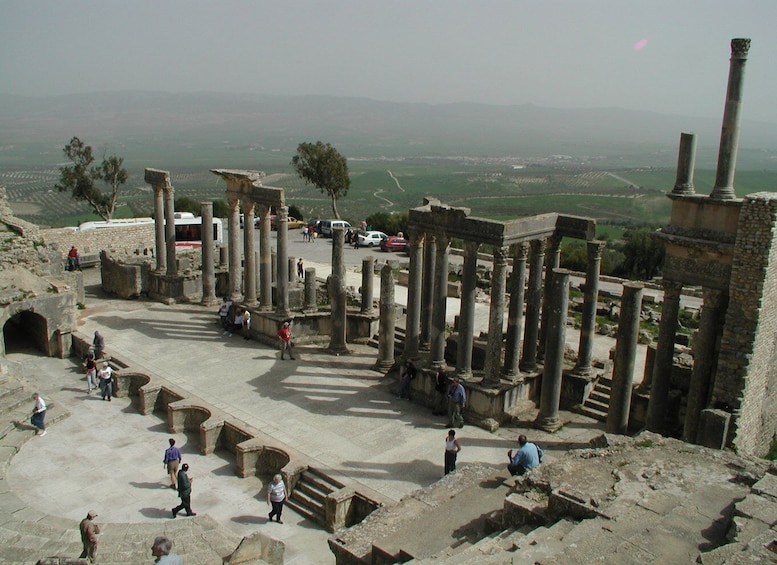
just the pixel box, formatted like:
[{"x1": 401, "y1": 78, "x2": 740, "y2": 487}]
[{"x1": 77, "y1": 213, "x2": 223, "y2": 249}]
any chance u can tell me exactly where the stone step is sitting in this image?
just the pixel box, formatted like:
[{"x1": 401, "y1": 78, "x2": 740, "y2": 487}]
[
  {"x1": 306, "y1": 466, "x2": 346, "y2": 490},
  {"x1": 295, "y1": 480, "x2": 328, "y2": 505},
  {"x1": 588, "y1": 390, "x2": 610, "y2": 404},
  {"x1": 584, "y1": 397, "x2": 609, "y2": 412},
  {"x1": 286, "y1": 495, "x2": 326, "y2": 526},
  {"x1": 290, "y1": 486, "x2": 326, "y2": 515},
  {"x1": 0, "y1": 402, "x2": 71, "y2": 444},
  {"x1": 577, "y1": 404, "x2": 607, "y2": 422}
]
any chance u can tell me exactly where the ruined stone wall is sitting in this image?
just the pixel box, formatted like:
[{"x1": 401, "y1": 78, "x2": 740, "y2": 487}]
[
  {"x1": 41, "y1": 224, "x2": 155, "y2": 256},
  {"x1": 715, "y1": 193, "x2": 777, "y2": 456}
]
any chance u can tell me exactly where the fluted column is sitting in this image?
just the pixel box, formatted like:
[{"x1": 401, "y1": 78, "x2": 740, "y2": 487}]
[
  {"x1": 431, "y1": 234, "x2": 450, "y2": 368},
  {"x1": 484, "y1": 246, "x2": 509, "y2": 385},
  {"x1": 242, "y1": 199, "x2": 257, "y2": 306},
  {"x1": 456, "y1": 241, "x2": 480, "y2": 378},
  {"x1": 164, "y1": 184, "x2": 177, "y2": 277},
  {"x1": 683, "y1": 288, "x2": 727, "y2": 443},
  {"x1": 200, "y1": 202, "x2": 217, "y2": 306},
  {"x1": 538, "y1": 234, "x2": 561, "y2": 361},
  {"x1": 504, "y1": 243, "x2": 528, "y2": 377},
  {"x1": 404, "y1": 233, "x2": 424, "y2": 358},
  {"x1": 520, "y1": 239, "x2": 546, "y2": 372},
  {"x1": 226, "y1": 197, "x2": 241, "y2": 301},
  {"x1": 574, "y1": 240, "x2": 606, "y2": 376},
  {"x1": 153, "y1": 186, "x2": 166, "y2": 272},
  {"x1": 420, "y1": 235, "x2": 436, "y2": 351},
  {"x1": 275, "y1": 206, "x2": 290, "y2": 316},
  {"x1": 606, "y1": 282, "x2": 644, "y2": 435},
  {"x1": 375, "y1": 263, "x2": 396, "y2": 372},
  {"x1": 258, "y1": 205, "x2": 272, "y2": 310},
  {"x1": 361, "y1": 256, "x2": 375, "y2": 315},
  {"x1": 534, "y1": 268, "x2": 570, "y2": 432},
  {"x1": 646, "y1": 280, "x2": 684, "y2": 432}
]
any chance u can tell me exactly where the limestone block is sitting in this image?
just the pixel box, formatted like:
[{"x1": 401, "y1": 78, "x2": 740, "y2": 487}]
[{"x1": 226, "y1": 530, "x2": 285, "y2": 565}]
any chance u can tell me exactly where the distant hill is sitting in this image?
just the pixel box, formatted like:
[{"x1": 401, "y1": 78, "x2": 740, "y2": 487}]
[{"x1": 1, "y1": 91, "x2": 776, "y2": 168}]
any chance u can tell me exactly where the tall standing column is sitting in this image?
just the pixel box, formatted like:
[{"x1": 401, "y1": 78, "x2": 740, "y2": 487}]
[
  {"x1": 375, "y1": 264, "x2": 396, "y2": 372},
  {"x1": 304, "y1": 267, "x2": 317, "y2": 311},
  {"x1": 534, "y1": 268, "x2": 570, "y2": 432},
  {"x1": 258, "y1": 206, "x2": 272, "y2": 310},
  {"x1": 484, "y1": 246, "x2": 509, "y2": 385},
  {"x1": 431, "y1": 234, "x2": 450, "y2": 368},
  {"x1": 328, "y1": 228, "x2": 349, "y2": 355},
  {"x1": 420, "y1": 235, "x2": 436, "y2": 351},
  {"x1": 164, "y1": 184, "x2": 177, "y2": 277},
  {"x1": 538, "y1": 234, "x2": 561, "y2": 361},
  {"x1": 275, "y1": 206, "x2": 290, "y2": 316},
  {"x1": 574, "y1": 240, "x2": 606, "y2": 376},
  {"x1": 456, "y1": 241, "x2": 480, "y2": 378},
  {"x1": 242, "y1": 199, "x2": 257, "y2": 307},
  {"x1": 200, "y1": 202, "x2": 217, "y2": 306},
  {"x1": 683, "y1": 288, "x2": 727, "y2": 443},
  {"x1": 606, "y1": 282, "x2": 644, "y2": 435},
  {"x1": 520, "y1": 239, "x2": 546, "y2": 372},
  {"x1": 711, "y1": 38, "x2": 751, "y2": 200},
  {"x1": 227, "y1": 197, "x2": 241, "y2": 301},
  {"x1": 504, "y1": 242, "x2": 529, "y2": 377},
  {"x1": 404, "y1": 234, "x2": 424, "y2": 358},
  {"x1": 361, "y1": 256, "x2": 375, "y2": 315},
  {"x1": 672, "y1": 133, "x2": 697, "y2": 196},
  {"x1": 153, "y1": 186, "x2": 166, "y2": 272},
  {"x1": 646, "y1": 280, "x2": 684, "y2": 432}
]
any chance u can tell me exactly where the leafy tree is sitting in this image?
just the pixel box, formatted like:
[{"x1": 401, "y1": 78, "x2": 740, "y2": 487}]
[
  {"x1": 55, "y1": 136, "x2": 128, "y2": 221},
  {"x1": 617, "y1": 228, "x2": 665, "y2": 280},
  {"x1": 175, "y1": 197, "x2": 202, "y2": 216},
  {"x1": 288, "y1": 204, "x2": 304, "y2": 221},
  {"x1": 365, "y1": 211, "x2": 408, "y2": 236},
  {"x1": 291, "y1": 141, "x2": 350, "y2": 219},
  {"x1": 212, "y1": 199, "x2": 230, "y2": 218}
]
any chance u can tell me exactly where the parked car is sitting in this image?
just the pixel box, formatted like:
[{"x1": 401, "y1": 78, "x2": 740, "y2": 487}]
[
  {"x1": 357, "y1": 231, "x2": 388, "y2": 247},
  {"x1": 270, "y1": 215, "x2": 304, "y2": 230},
  {"x1": 320, "y1": 219, "x2": 352, "y2": 237},
  {"x1": 381, "y1": 235, "x2": 408, "y2": 252}
]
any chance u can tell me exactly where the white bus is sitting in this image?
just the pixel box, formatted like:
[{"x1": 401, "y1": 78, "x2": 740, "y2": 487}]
[{"x1": 78, "y1": 214, "x2": 223, "y2": 250}]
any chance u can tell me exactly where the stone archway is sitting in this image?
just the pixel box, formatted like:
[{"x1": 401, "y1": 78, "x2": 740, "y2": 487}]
[{"x1": 3, "y1": 309, "x2": 51, "y2": 356}]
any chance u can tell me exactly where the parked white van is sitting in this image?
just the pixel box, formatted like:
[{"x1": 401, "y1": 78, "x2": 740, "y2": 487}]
[{"x1": 320, "y1": 219, "x2": 352, "y2": 237}]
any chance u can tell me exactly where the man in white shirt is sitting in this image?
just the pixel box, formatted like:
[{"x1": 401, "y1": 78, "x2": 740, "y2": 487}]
[
  {"x1": 98, "y1": 362, "x2": 113, "y2": 401},
  {"x1": 31, "y1": 393, "x2": 47, "y2": 436}
]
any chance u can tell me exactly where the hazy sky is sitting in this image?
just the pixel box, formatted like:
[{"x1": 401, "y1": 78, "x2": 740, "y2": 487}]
[{"x1": 2, "y1": 0, "x2": 776, "y2": 123}]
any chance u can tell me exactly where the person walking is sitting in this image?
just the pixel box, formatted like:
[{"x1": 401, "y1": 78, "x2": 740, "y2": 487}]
[
  {"x1": 30, "y1": 393, "x2": 47, "y2": 436},
  {"x1": 444, "y1": 429, "x2": 462, "y2": 475},
  {"x1": 297, "y1": 257, "x2": 304, "y2": 281},
  {"x1": 163, "y1": 438, "x2": 182, "y2": 490},
  {"x1": 218, "y1": 297, "x2": 232, "y2": 333},
  {"x1": 98, "y1": 362, "x2": 113, "y2": 401},
  {"x1": 92, "y1": 331, "x2": 105, "y2": 360},
  {"x1": 277, "y1": 321, "x2": 295, "y2": 360},
  {"x1": 84, "y1": 352, "x2": 98, "y2": 394},
  {"x1": 267, "y1": 474, "x2": 287, "y2": 524},
  {"x1": 151, "y1": 535, "x2": 183, "y2": 564},
  {"x1": 447, "y1": 377, "x2": 466, "y2": 429},
  {"x1": 79, "y1": 510, "x2": 100, "y2": 563},
  {"x1": 507, "y1": 434, "x2": 544, "y2": 476},
  {"x1": 172, "y1": 463, "x2": 196, "y2": 517}
]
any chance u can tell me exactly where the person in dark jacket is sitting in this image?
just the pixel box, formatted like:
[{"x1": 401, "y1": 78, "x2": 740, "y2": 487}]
[{"x1": 172, "y1": 463, "x2": 196, "y2": 517}]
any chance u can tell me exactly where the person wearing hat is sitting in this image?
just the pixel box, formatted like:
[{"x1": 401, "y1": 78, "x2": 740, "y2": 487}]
[
  {"x1": 277, "y1": 321, "x2": 295, "y2": 360},
  {"x1": 79, "y1": 510, "x2": 100, "y2": 563},
  {"x1": 97, "y1": 362, "x2": 113, "y2": 401},
  {"x1": 172, "y1": 463, "x2": 196, "y2": 518}
]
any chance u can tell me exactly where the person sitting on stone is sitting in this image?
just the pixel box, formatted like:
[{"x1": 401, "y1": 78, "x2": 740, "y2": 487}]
[{"x1": 507, "y1": 434, "x2": 543, "y2": 476}]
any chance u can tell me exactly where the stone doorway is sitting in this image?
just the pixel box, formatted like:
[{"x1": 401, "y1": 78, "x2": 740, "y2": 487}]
[{"x1": 3, "y1": 310, "x2": 51, "y2": 356}]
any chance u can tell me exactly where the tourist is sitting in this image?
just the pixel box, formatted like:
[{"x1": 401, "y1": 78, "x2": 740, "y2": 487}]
[
  {"x1": 433, "y1": 368, "x2": 448, "y2": 415},
  {"x1": 447, "y1": 377, "x2": 466, "y2": 429},
  {"x1": 398, "y1": 359, "x2": 416, "y2": 400},
  {"x1": 507, "y1": 434, "x2": 543, "y2": 476},
  {"x1": 172, "y1": 463, "x2": 196, "y2": 517},
  {"x1": 79, "y1": 510, "x2": 100, "y2": 563},
  {"x1": 92, "y1": 331, "x2": 105, "y2": 360},
  {"x1": 152, "y1": 535, "x2": 183, "y2": 564},
  {"x1": 444, "y1": 429, "x2": 461, "y2": 475},
  {"x1": 98, "y1": 362, "x2": 113, "y2": 401},
  {"x1": 30, "y1": 393, "x2": 47, "y2": 436},
  {"x1": 218, "y1": 297, "x2": 232, "y2": 333},
  {"x1": 242, "y1": 309, "x2": 252, "y2": 340},
  {"x1": 230, "y1": 308, "x2": 243, "y2": 338},
  {"x1": 297, "y1": 257, "x2": 304, "y2": 281},
  {"x1": 67, "y1": 246, "x2": 80, "y2": 271},
  {"x1": 277, "y1": 321, "x2": 295, "y2": 360},
  {"x1": 163, "y1": 438, "x2": 182, "y2": 490},
  {"x1": 302, "y1": 225, "x2": 309, "y2": 242},
  {"x1": 267, "y1": 473, "x2": 287, "y2": 524},
  {"x1": 84, "y1": 352, "x2": 97, "y2": 394}
]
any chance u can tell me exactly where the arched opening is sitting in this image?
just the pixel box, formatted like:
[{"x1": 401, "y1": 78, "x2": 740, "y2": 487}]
[{"x1": 3, "y1": 310, "x2": 50, "y2": 356}]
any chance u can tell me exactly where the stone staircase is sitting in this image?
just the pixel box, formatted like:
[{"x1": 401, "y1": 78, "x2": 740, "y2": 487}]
[
  {"x1": 577, "y1": 375, "x2": 612, "y2": 422},
  {"x1": 286, "y1": 467, "x2": 345, "y2": 529},
  {"x1": 367, "y1": 325, "x2": 406, "y2": 359},
  {"x1": 0, "y1": 373, "x2": 70, "y2": 443}
]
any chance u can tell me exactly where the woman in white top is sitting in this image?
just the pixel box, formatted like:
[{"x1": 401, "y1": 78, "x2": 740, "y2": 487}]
[
  {"x1": 267, "y1": 474, "x2": 287, "y2": 524},
  {"x1": 444, "y1": 429, "x2": 462, "y2": 475}
]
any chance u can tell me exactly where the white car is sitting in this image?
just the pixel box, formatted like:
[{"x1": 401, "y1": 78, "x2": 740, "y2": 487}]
[{"x1": 356, "y1": 231, "x2": 388, "y2": 247}]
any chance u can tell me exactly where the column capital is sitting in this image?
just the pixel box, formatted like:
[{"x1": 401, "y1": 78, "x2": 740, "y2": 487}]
[
  {"x1": 547, "y1": 233, "x2": 562, "y2": 252},
  {"x1": 662, "y1": 279, "x2": 684, "y2": 300},
  {"x1": 702, "y1": 287, "x2": 725, "y2": 309},
  {"x1": 513, "y1": 241, "x2": 530, "y2": 261},
  {"x1": 530, "y1": 238, "x2": 547, "y2": 255},
  {"x1": 463, "y1": 240, "x2": 480, "y2": 256},
  {"x1": 587, "y1": 240, "x2": 607, "y2": 259},
  {"x1": 493, "y1": 245, "x2": 509, "y2": 265}
]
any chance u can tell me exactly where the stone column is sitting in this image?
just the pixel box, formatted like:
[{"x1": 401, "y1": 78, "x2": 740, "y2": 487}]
[
  {"x1": 456, "y1": 241, "x2": 480, "y2": 378},
  {"x1": 227, "y1": 197, "x2": 241, "y2": 301},
  {"x1": 504, "y1": 242, "x2": 529, "y2": 377},
  {"x1": 520, "y1": 239, "x2": 546, "y2": 372},
  {"x1": 606, "y1": 282, "x2": 644, "y2": 435},
  {"x1": 420, "y1": 235, "x2": 436, "y2": 351},
  {"x1": 275, "y1": 206, "x2": 289, "y2": 316},
  {"x1": 574, "y1": 240, "x2": 606, "y2": 376},
  {"x1": 242, "y1": 199, "x2": 257, "y2": 306},
  {"x1": 538, "y1": 234, "x2": 561, "y2": 361},
  {"x1": 288, "y1": 256, "x2": 296, "y2": 284},
  {"x1": 304, "y1": 267, "x2": 317, "y2": 311},
  {"x1": 484, "y1": 246, "x2": 509, "y2": 385},
  {"x1": 328, "y1": 227, "x2": 349, "y2": 355},
  {"x1": 672, "y1": 132, "x2": 697, "y2": 196},
  {"x1": 711, "y1": 38, "x2": 751, "y2": 201},
  {"x1": 361, "y1": 256, "x2": 375, "y2": 315},
  {"x1": 645, "y1": 280, "x2": 684, "y2": 432},
  {"x1": 219, "y1": 246, "x2": 228, "y2": 268},
  {"x1": 375, "y1": 263, "x2": 396, "y2": 372},
  {"x1": 200, "y1": 202, "x2": 217, "y2": 306},
  {"x1": 153, "y1": 185, "x2": 166, "y2": 272},
  {"x1": 534, "y1": 268, "x2": 570, "y2": 432},
  {"x1": 258, "y1": 206, "x2": 272, "y2": 310},
  {"x1": 683, "y1": 288, "x2": 727, "y2": 443},
  {"x1": 164, "y1": 183, "x2": 177, "y2": 277},
  {"x1": 404, "y1": 234, "x2": 424, "y2": 358},
  {"x1": 431, "y1": 234, "x2": 450, "y2": 368}
]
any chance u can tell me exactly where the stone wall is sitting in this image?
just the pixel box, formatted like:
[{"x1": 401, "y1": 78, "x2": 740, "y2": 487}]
[
  {"x1": 41, "y1": 224, "x2": 155, "y2": 256},
  {"x1": 716, "y1": 193, "x2": 777, "y2": 456}
]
